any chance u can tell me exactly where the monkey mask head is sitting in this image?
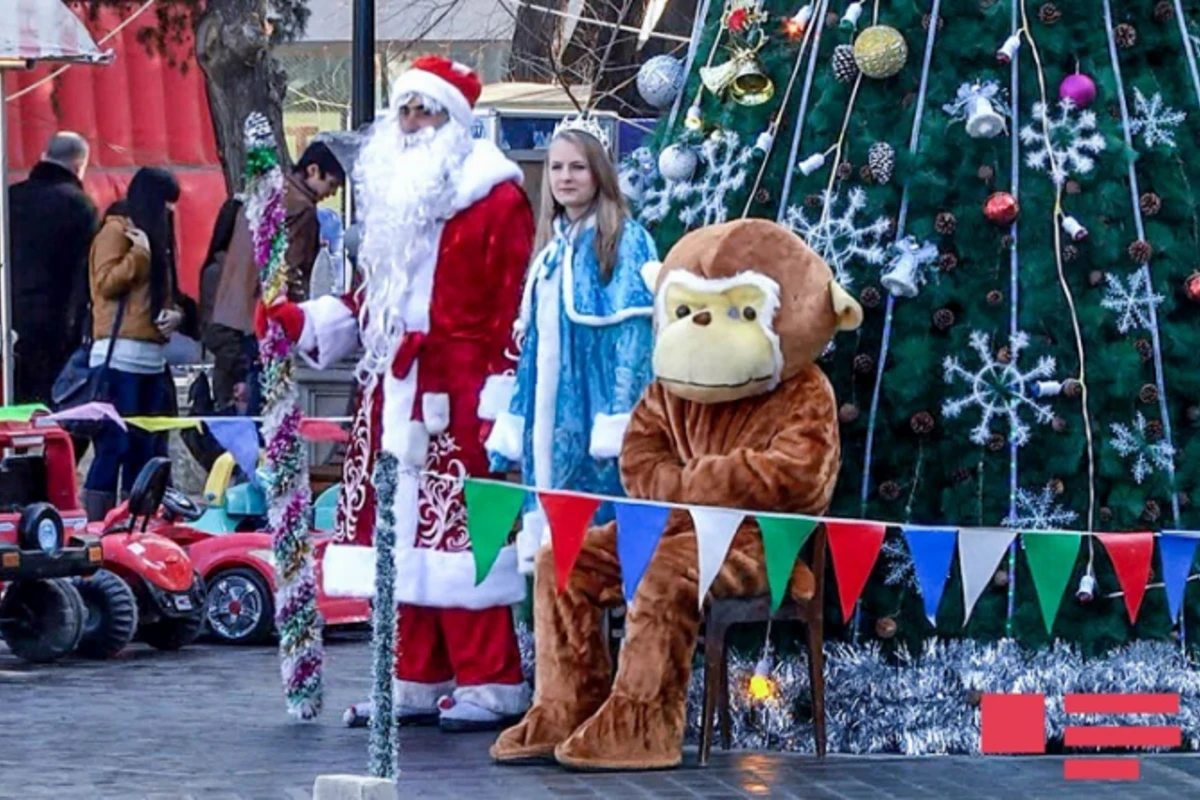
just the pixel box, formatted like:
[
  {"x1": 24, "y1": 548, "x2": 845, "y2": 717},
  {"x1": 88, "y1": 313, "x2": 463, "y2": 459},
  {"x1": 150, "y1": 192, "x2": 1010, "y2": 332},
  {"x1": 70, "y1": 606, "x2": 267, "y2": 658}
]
[{"x1": 642, "y1": 219, "x2": 863, "y2": 404}]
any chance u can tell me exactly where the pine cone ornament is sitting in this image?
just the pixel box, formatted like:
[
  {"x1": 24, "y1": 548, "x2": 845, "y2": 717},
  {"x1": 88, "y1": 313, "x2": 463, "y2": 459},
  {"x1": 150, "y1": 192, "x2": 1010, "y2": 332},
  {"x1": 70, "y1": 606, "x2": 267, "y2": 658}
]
[
  {"x1": 875, "y1": 617, "x2": 899, "y2": 638},
  {"x1": 935, "y1": 211, "x2": 957, "y2": 235},
  {"x1": 854, "y1": 354, "x2": 876, "y2": 375},
  {"x1": 879, "y1": 481, "x2": 901, "y2": 501},
  {"x1": 932, "y1": 308, "x2": 955, "y2": 331},
  {"x1": 938, "y1": 251, "x2": 959, "y2": 271},
  {"x1": 1188, "y1": 405, "x2": 1200, "y2": 425},
  {"x1": 1140, "y1": 383, "x2": 1159, "y2": 404},
  {"x1": 860, "y1": 285, "x2": 882, "y2": 309},
  {"x1": 1099, "y1": 506, "x2": 1114, "y2": 524},
  {"x1": 1088, "y1": 270, "x2": 1106, "y2": 287},
  {"x1": 1065, "y1": 180, "x2": 1081, "y2": 195},
  {"x1": 1135, "y1": 338, "x2": 1154, "y2": 361},
  {"x1": 1143, "y1": 499, "x2": 1162, "y2": 524},
  {"x1": 987, "y1": 433, "x2": 1006, "y2": 452},
  {"x1": 910, "y1": 411, "x2": 936, "y2": 434},
  {"x1": 1140, "y1": 192, "x2": 1162, "y2": 216},
  {"x1": 1154, "y1": 1, "x2": 1174, "y2": 23},
  {"x1": 1146, "y1": 419, "x2": 1165, "y2": 442},
  {"x1": 996, "y1": 346, "x2": 1011, "y2": 364},
  {"x1": 922, "y1": 14, "x2": 943, "y2": 32},
  {"x1": 859, "y1": 164, "x2": 876, "y2": 184},
  {"x1": 1052, "y1": 416, "x2": 1067, "y2": 433},
  {"x1": 1064, "y1": 379, "x2": 1083, "y2": 398},
  {"x1": 1038, "y1": 3, "x2": 1061, "y2": 24},
  {"x1": 839, "y1": 403, "x2": 861, "y2": 424},
  {"x1": 832, "y1": 44, "x2": 859, "y2": 83},
  {"x1": 868, "y1": 142, "x2": 896, "y2": 184},
  {"x1": 1115, "y1": 23, "x2": 1137, "y2": 48},
  {"x1": 1129, "y1": 239, "x2": 1153, "y2": 264},
  {"x1": 837, "y1": 161, "x2": 854, "y2": 179},
  {"x1": 977, "y1": 164, "x2": 995, "y2": 182},
  {"x1": 805, "y1": 193, "x2": 823, "y2": 208},
  {"x1": 1063, "y1": 244, "x2": 1079, "y2": 263},
  {"x1": 987, "y1": 289, "x2": 1004, "y2": 306}
]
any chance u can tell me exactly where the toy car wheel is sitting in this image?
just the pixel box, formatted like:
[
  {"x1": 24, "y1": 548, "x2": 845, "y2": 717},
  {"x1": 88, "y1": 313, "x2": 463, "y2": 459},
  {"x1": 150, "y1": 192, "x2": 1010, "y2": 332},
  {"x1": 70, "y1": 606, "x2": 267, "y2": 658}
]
[
  {"x1": 72, "y1": 569, "x2": 139, "y2": 659},
  {"x1": 140, "y1": 572, "x2": 205, "y2": 651},
  {"x1": 203, "y1": 567, "x2": 274, "y2": 645},
  {"x1": 0, "y1": 579, "x2": 85, "y2": 663}
]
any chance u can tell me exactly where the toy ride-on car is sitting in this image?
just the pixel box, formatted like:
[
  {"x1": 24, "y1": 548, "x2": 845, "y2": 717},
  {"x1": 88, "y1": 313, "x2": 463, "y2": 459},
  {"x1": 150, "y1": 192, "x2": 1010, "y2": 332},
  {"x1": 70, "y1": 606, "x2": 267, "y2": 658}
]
[
  {"x1": 82, "y1": 457, "x2": 208, "y2": 657},
  {"x1": 0, "y1": 420, "x2": 105, "y2": 663}
]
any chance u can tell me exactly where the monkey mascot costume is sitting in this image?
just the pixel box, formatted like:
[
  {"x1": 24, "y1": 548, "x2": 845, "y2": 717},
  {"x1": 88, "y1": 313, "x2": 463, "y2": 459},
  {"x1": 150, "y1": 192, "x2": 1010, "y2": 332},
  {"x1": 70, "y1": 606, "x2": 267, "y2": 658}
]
[{"x1": 490, "y1": 218, "x2": 863, "y2": 770}]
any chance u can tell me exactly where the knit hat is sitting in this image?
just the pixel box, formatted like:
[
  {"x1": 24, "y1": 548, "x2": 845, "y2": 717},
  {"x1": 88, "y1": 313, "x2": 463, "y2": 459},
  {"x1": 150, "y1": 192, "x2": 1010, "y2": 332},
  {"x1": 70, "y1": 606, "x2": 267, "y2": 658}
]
[{"x1": 391, "y1": 55, "x2": 482, "y2": 129}]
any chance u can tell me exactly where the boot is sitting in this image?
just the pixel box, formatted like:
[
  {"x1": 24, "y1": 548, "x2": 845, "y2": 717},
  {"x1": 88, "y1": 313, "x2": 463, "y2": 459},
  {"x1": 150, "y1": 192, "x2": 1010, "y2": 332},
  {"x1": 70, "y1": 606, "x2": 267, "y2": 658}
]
[{"x1": 82, "y1": 490, "x2": 116, "y2": 523}]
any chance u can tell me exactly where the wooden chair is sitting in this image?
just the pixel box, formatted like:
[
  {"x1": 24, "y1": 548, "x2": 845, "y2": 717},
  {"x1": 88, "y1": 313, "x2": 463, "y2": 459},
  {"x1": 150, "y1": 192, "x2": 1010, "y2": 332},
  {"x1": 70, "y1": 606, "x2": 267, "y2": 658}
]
[{"x1": 697, "y1": 525, "x2": 827, "y2": 765}]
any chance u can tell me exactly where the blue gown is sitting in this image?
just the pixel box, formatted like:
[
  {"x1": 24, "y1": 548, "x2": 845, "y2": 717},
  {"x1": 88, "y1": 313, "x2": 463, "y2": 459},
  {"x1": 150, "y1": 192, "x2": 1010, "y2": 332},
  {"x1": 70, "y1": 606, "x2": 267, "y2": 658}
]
[{"x1": 488, "y1": 212, "x2": 658, "y2": 529}]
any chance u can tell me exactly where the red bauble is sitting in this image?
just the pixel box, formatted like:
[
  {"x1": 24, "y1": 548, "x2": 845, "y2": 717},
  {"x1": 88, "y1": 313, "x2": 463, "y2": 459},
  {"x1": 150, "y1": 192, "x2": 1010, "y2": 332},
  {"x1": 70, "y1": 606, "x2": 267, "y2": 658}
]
[
  {"x1": 1186, "y1": 272, "x2": 1200, "y2": 303},
  {"x1": 984, "y1": 192, "x2": 1020, "y2": 225}
]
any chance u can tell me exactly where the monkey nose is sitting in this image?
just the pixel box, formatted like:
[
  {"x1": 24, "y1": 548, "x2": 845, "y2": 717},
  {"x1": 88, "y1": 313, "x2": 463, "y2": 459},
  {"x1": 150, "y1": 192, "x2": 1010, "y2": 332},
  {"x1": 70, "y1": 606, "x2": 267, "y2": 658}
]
[{"x1": 693, "y1": 311, "x2": 712, "y2": 326}]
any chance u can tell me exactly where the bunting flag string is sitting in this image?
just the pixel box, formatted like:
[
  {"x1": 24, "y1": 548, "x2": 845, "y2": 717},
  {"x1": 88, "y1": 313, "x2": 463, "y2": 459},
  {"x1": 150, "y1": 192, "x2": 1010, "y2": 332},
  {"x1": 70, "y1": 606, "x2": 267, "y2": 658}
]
[
  {"x1": 1159, "y1": 533, "x2": 1200, "y2": 623},
  {"x1": 902, "y1": 526, "x2": 958, "y2": 625},
  {"x1": 756, "y1": 515, "x2": 817, "y2": 613},
  {"x1": 539, "y1": 491, "x2": 602, "y2": 593},
  {"x1": 959, "y1": 529, "x2": 1017, "y2": 623},
  {"x1": 1022, "y1": 533, "x2": 1083, "y2": 634},
  {"x1": 614, "y1": 502, "x2": 671, "y2": 603},
  {"x1": 1095, "y1": 533, "x2": 1155, "y2": 624},
  {"x1": 691, "y1": 507, "x2": 746, "y2": 610},
  {"x1": 463, "y1": 480, "x2": 526, "y2": 585},
  {"x1": 826, "y1": 522, "x2": 887, "y2": 623}
]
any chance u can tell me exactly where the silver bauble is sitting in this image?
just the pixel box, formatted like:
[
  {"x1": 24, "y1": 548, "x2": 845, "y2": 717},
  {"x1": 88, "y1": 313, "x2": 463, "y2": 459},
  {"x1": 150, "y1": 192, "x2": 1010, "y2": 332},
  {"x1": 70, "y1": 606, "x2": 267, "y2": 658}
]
[
  {"x1": 657, "y1": 143, "x2": 698, "y2": 182},
  {"x1": 637, "y1": 55, "x2": 685, "y2": 110}
]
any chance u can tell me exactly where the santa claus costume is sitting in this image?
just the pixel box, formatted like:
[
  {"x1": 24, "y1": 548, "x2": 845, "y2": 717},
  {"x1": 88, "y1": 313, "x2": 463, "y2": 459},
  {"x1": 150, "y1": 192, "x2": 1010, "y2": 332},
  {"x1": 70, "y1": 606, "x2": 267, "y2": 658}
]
[{"x1": 260, "y1": 56, "x2": 535, "y2": 731}]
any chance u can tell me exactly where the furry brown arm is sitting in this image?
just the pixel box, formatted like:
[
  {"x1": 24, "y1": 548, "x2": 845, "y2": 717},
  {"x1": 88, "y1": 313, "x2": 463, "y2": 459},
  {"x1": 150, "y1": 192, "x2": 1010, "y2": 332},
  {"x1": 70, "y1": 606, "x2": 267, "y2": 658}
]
[
  {"x1": 680, "y1": 369, "x2": 840, "y2": 514},
  {"x1": 619, "y1": 383, "x2": 685, "y2": 502}
]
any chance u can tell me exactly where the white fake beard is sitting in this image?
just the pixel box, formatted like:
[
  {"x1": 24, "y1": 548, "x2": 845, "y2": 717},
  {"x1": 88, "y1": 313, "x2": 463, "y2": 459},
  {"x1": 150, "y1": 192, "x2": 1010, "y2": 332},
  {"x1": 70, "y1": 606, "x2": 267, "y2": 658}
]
[{"x1": 352, "y1": 118, "x2": 473, "y2": 386}]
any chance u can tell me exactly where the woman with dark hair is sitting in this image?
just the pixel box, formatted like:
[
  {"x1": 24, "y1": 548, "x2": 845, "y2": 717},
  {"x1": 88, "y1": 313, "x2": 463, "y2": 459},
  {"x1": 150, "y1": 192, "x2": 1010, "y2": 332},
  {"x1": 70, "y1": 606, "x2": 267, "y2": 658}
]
[{"x1": 81, "y1": 167, "x2": 190, "y2": 520}]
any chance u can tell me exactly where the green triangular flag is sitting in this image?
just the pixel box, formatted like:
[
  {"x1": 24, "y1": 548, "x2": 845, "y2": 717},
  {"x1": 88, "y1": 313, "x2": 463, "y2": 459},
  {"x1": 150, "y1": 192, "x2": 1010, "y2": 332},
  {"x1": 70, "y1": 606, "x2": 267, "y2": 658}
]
[
  {"x1": 756, "y1": 514, "x2": 818, "y2": 612},
  {"x1": 0, "y1": 404, "x2": 46, "y2": 422},
  {"x1": 463, "y1": 479, "x2": 527, "y2": 585},
  {"x1": 1021, "y1": 532, "x2": 1082, "y2": 634}
]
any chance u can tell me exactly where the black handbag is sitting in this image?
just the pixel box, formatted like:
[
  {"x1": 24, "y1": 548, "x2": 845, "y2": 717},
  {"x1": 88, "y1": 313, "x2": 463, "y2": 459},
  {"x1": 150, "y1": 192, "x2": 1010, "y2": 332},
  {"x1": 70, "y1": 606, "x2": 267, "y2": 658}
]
[{"x1": 50, "y1": 296, "x2": 127, "y2": 436}]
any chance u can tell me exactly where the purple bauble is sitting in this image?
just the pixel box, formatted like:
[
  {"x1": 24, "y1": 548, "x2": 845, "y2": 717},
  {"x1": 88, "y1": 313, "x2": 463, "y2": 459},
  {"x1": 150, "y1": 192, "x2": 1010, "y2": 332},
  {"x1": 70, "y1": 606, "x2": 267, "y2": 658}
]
[{"x1": 1059, "y1": 73, "x2": 1097, "y2": 108}]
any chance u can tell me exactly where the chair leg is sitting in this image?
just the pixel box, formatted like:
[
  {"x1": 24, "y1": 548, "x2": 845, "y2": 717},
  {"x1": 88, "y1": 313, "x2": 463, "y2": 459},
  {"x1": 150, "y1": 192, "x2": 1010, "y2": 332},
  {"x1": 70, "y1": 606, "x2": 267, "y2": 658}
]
[
  {"x1": 699, "y1": 621, "x2": 722, "y2": 766},
  {"x1": 718, "y1": 633, "x2": 732, "y2": 751},
  {"x1": 806, "y1": 621, "x2": 826, "y2": 758}
]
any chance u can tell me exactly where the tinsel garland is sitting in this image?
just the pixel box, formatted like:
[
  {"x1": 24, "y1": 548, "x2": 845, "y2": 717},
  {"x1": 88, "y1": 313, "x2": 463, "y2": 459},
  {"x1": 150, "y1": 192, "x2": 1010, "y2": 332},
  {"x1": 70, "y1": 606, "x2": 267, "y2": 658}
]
[
  {"x1": 368, "y1": 453, "x2": 400, "y2": 779},
  {"x1": 243, "y1": 113, "x2": 323, "y2": 720},
  {"x1": 513, "y1": 624, "x2": 1200, "y2": 754}
]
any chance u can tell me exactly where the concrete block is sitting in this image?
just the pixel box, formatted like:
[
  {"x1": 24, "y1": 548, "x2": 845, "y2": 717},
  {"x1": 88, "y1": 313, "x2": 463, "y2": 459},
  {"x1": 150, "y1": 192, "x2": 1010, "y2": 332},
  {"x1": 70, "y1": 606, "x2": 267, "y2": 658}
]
[{"x1": 312, "y1": 774, "x2": 397, "y2": 800}]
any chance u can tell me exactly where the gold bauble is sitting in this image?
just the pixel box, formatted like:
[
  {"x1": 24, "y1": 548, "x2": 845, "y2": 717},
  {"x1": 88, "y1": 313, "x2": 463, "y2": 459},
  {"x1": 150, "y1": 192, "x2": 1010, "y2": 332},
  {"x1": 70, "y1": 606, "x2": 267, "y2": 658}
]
[{"x1": 852, "y1": 25, "x2": 908, "y2": 79}]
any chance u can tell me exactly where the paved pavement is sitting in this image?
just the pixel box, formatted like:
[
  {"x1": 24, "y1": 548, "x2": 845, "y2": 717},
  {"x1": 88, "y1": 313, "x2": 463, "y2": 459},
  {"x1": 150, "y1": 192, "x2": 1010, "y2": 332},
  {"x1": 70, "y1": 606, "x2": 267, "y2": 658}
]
[{"x1": 3, "y1": 629, "x2": 1200, "y2": 799}]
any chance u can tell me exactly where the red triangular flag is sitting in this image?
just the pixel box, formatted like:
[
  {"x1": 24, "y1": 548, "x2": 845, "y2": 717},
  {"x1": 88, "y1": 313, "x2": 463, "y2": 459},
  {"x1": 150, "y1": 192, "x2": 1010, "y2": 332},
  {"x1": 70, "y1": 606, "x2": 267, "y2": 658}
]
[
  {"x1": 826, "y1": 521, "x2": 887, "y2": 622},
  {"x1": 538, "y1": 491, "x2": 602, "y2": 592},
  {"x1": 1095, "y1": 532, "x2": 1155, "y2": 624}
]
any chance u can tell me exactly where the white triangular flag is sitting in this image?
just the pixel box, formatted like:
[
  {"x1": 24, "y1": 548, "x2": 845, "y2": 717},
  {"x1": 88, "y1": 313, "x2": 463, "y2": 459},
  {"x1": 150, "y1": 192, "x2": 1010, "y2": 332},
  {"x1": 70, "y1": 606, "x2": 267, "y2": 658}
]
[
  {"x1": 690, "y1": 507, "x2": 746, "y2": 609},
  {"x1": 959, "y1": 527, "x2": 1017, "y2": 624}
]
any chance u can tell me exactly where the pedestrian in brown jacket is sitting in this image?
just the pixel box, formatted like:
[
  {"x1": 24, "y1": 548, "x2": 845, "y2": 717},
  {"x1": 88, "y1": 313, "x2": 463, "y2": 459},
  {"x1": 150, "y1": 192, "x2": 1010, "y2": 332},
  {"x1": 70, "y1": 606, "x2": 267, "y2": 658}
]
[{"x1": 203, "y1": 141, "x2": 345, "y2": 414}]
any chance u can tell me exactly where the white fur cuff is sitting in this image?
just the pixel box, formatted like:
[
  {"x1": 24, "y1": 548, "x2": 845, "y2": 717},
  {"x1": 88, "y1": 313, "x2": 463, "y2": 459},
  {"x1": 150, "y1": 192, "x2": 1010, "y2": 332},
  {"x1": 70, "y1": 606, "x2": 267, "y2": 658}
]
[
  {"x1": 516, "y1": 508, "x2": 547, "y2": 576},
  {"x1": 322, "y1": 543, "x2": 375, "y2": 598},
  {"x1": 478, "y1": 374, "x2": 516, "y2": 421},
  {"x1": 396, "y1": 678, "x2": 455, "y2": 712},
  {"x1": 589, "y1": 412, "x2": 631, "y2": 460},
  {"x1": 297, "y1": 294, "x2": 358, "y2": 369},
  {"x1": 485, "y1": 410, "x2": 524, "y2": 463},
  {"x1": 422, "y1": 392, "x2": 450, "y2": 435},
  {"x1": 454, "y1": 682, "x2": 532, "y2": 716},
  {"x1": 394, "y1": 420, "x2": 431, "y2": 468}
]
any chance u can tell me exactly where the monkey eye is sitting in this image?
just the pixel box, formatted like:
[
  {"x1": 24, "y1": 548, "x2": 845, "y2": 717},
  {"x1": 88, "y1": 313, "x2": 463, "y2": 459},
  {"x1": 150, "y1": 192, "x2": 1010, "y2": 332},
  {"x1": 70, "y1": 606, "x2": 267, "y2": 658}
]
[
  {"x1": 675, "y1": 304, "x2": 691, "y2": 319},
  {"x1": 742, "y1": 306, "x2": 757, "y2": 321}
]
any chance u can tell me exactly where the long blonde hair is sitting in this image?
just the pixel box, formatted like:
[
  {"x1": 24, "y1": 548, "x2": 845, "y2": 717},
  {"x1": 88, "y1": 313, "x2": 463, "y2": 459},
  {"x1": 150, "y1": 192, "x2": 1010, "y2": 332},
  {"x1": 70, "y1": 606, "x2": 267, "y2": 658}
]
[{"x1": 535, "y1": 130, "x2": 628, "y2": 283}]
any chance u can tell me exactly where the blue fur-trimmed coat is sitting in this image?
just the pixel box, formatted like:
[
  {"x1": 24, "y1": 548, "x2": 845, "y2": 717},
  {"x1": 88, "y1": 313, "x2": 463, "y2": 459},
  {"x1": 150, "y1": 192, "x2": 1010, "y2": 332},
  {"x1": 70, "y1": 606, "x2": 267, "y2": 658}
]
[{"x1": 484, "y1": 213, "x2": 658, "y2": 569}]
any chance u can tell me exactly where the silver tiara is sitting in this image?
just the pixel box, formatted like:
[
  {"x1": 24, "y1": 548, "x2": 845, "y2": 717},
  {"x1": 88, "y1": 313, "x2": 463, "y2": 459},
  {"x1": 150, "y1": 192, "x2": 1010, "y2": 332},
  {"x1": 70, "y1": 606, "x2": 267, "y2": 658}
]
[{"x1": 552, "y1": 114, "x2": 610, "y2": 148}]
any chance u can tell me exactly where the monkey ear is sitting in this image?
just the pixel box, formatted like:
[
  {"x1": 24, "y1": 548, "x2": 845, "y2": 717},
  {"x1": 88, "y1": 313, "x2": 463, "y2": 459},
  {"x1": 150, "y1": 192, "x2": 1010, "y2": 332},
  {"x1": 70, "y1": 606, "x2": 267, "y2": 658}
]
[
  {"x1": 641, "y1": 261, "x2": 663, "y2": 293},
  {"x1": 829, "y1": 281, "x2": 864, "y2": 332}
]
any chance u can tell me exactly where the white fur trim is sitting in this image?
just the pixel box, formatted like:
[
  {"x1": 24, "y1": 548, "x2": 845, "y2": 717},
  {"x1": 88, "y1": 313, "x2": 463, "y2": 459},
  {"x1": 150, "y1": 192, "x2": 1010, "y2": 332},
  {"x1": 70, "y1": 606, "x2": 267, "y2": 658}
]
[
  {"x1": 653, "y1": 269, "x2": 785, "y2": 389},
  {"x1": 394, "y1": 420, "x2": 431, "y2": 468},
  {"x1": 395, "y1": 545, "x2": 526, "y2": 608},
  {"x1": 452, "y1": 682, "x2": 532, "y2": 717},
  {"x1": 588, "y1": 412, "x2": 630, "y2": 460},
  {"x1": 478, "y1": 374, "x2": 515, "y2": 421},
  {"x1": 641, "y1": 260, "x2": 663, "y2": 292},
  {"x1": 422, "y1": 392, "x2": 450, "y2": 435},
  {"x1": 391, "y1": 68, "x2": 474, "y2": 128},
  {"x1": 532, "y1": 265, "x2": 561, "y2": 489},
  {"x1": 452, "y1": 139, "x2": 524, "y2": 214},
  {"x1": 560, "y1": 219, "x2": 653, "y2": 328},
  {"x1": 485, "y1": 410, "x2": 524, "y2": 463},
  {"x1": 515, "y1": 508, "x2": 547, "y2": 576},
  {"x1": 321, "y1": 544, "x2": 526, "y2": 608},
  {"x1": 322, "y1": 543, "x2": 375, "y2": 598},
  {"x1": 396, "y1": 678, "x2": 456, "y2": 712},
  {"x1": 297, "y1": 295, "x2": 360, "y2": 370}
]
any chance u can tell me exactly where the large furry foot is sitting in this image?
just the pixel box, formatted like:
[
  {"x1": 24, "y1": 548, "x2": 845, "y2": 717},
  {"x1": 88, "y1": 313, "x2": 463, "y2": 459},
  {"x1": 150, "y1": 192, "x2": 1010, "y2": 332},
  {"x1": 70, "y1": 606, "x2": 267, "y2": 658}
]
[
  {"x1": 553, "y1": 694, "x2": 683, "y2": 771},
  {"x1": 490, "y1": 704, "x2": 587, "y2": 764}
]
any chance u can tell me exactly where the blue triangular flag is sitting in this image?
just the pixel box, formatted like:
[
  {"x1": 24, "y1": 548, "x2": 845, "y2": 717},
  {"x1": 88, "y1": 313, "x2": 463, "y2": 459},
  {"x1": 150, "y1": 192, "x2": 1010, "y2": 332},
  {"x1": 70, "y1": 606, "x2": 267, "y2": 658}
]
[
  {"x1": 615, "y1": 501, "x2": 671, "y2": 603},
  {"x1": 206, "y1": 419, "x2": 261, "y2": 486},
  {"x1": 902, "y1": 526, "x2": 959, "y2": 625},
  {"x1": 1158, "y1": 532, "x2": 1200, "y2": 623}
]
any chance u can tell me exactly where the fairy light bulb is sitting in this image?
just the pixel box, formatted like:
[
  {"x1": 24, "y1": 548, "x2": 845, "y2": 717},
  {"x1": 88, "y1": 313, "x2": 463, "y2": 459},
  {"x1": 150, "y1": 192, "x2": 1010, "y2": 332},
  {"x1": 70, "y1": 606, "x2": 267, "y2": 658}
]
[
  {"x1": 748, "y1": 654, "x2": 775, "y2": 700},
  {"x1": 783, "y1": 4, "x2": 813, "y2": 39}
]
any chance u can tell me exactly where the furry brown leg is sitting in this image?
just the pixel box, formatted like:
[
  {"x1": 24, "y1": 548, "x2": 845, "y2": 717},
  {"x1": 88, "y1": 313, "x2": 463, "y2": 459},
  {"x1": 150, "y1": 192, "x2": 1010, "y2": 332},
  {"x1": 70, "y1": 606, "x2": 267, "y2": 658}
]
[{"x1": 490, "y1": 523, "x2": 624, "y2": 764}]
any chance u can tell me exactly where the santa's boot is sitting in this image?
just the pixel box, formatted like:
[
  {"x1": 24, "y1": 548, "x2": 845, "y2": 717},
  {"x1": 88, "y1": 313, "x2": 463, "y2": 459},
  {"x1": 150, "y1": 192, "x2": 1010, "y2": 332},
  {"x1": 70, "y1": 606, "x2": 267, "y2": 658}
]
[{"x1": 490, "y1": 529, "x2": 621, "y2": 763}]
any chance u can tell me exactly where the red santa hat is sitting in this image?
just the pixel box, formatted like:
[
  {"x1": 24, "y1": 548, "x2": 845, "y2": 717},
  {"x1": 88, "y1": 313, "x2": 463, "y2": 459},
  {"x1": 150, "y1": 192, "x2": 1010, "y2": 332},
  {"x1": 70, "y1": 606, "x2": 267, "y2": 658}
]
[{"x1": 391, "y1": 55, "x2": 482, "y2": 129}]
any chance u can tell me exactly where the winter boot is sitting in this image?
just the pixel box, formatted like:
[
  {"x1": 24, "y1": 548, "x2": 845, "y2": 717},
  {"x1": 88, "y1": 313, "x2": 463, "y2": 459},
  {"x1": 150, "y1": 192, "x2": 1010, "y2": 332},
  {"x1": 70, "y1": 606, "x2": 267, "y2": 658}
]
[{"x1": 82, "y1": 490, "x2": 117, "y2": 523}]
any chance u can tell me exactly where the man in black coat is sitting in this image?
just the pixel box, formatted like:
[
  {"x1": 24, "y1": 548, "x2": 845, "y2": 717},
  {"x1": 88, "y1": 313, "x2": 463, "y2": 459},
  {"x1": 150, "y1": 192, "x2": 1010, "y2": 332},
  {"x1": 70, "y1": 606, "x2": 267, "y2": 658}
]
[{"x1": 8, "y1": 132, "x2": 98, "y2": 404}]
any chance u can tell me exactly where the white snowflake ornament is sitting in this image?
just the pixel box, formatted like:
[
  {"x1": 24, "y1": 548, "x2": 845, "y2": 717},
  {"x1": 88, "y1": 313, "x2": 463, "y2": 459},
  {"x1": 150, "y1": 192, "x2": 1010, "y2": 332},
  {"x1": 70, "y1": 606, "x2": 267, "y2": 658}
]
[
  {"x1": 1100, "y1": 266, "x2": 1164, "y2": 334},
  {"x1": 783, "y1": 187, "x2": 891, "y2": 287},
  {"x1": 1110, "y1": 412, "x2": 1175, "y2": 485},
  {"x1": 1019, "y1": 98, "x2": 1106, "y2": 186},
  {"x1": 1128, "y1": 88, "x2": 1185, "y2": 150},
  {"x1": 942, "y1": 330, "x2": 1058, "y2": 448},
  {"x1": 1002, "y1": 483, "x2": 1078, "y2": 531},
  {"x1": 640, "y1": 130, "x2": 754, "y2": 229}
]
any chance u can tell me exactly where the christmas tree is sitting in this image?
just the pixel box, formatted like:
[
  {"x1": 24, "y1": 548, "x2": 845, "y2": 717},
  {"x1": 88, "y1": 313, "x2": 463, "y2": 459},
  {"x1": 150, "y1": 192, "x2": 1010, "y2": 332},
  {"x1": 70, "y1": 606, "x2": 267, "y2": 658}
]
[{"x1": 626, "y1": 0, "x2": 1200, "y2": 655}]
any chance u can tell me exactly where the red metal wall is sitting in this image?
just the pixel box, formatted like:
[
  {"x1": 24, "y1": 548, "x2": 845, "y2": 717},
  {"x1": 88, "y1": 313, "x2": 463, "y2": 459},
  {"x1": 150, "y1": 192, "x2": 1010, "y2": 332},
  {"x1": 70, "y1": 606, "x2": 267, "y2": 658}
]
[{"x1": 4, "y1": 3, "x2": 226, "y2": 299}]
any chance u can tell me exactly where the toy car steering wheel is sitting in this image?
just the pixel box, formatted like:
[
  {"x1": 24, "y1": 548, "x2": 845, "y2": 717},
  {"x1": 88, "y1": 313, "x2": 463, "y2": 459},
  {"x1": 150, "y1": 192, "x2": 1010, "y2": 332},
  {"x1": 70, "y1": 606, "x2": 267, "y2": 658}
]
[{"x1": 162, "y1": 487, "x2": 203, "y2": 522}]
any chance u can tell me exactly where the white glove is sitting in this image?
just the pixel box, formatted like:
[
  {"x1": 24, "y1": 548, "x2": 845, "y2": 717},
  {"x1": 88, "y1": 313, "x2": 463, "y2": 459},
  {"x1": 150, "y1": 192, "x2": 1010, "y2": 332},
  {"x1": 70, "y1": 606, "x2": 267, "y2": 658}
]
[{"x1": 516, "y1": 509, "x2": 547, "y2": 576}]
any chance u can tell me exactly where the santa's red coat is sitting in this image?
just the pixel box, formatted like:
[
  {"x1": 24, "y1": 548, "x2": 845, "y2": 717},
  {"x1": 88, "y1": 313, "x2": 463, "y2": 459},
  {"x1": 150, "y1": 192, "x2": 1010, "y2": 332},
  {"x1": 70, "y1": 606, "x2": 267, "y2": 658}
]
[{"x1": 295, "y1": 140, "x2": 533, "y2": 609}]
